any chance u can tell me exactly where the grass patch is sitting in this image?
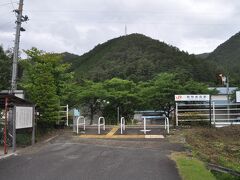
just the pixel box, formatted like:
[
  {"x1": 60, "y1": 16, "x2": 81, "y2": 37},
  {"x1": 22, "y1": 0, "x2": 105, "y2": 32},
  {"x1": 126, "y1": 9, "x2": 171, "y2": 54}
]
[
  {"x1": 171, "y1": 152, "x2": 216, "y2": 180},
  {"x1": 211, "y1": 171, "x2": 240, "y2": 180},
  {"x1": 184, "y1": 126, "x2": 240, "y2": 172}
]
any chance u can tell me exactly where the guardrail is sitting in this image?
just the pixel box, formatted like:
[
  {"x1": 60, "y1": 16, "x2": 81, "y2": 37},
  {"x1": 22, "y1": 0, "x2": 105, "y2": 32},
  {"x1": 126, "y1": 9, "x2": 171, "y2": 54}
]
[
  {"x1": 98, "y1": 117, "x2": 105, "y2": 134},
  {"x1": 165, "y1": 117, "x2": 169, "y2": 134},
  {"x1": 141, "y1": 116, "x2": 170, "y2": 134},
  {"x1": 120, "y1": 117, "x2": 126, "y2": 134},
  {"x1": 76, "y1": 116, "x2": 85, "y2": 134}
]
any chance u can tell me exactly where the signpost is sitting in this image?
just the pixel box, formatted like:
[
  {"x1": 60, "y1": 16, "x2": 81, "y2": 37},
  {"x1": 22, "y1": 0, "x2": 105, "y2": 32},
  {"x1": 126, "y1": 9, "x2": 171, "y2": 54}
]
[
  {"x1": 175, "y1": 94, "x2": 210, "y2": 102},
  {"x1": 175, "y1": 94, "x2": 211, "y2": 127}
]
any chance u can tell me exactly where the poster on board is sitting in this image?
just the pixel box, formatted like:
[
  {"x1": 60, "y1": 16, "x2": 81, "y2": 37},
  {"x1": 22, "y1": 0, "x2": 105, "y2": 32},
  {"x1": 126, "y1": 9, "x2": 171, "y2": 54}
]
[{"x1": 16, "y1": 106, "x2": 33, "y2": 129}]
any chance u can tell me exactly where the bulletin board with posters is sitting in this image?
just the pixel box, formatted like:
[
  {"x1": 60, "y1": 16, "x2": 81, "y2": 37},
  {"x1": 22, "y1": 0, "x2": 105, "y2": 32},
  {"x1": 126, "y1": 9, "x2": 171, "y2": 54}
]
[{"x1": 15, "y1": 106, "x2": 33, "y2": 129}]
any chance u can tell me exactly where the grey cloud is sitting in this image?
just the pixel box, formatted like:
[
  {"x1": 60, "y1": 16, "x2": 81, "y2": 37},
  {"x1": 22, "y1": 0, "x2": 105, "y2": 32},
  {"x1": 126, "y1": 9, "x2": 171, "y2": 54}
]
[{"x1": 0, "y1": 0, "x2": 239, "y2": 56}]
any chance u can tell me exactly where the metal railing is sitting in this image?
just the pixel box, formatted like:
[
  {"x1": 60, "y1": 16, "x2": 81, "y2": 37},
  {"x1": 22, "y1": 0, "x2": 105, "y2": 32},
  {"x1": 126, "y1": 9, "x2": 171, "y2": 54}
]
[
  {"x1": 98, "y1": 117, "x2": 105, "y2": 134},
  {"x1": 59, "y1": 104, "x2": 69, "y2": 126},
  {"x1": 140, "y1": 117, "x2": 170, "y2": 134},
  {"x1": 165, "y1": 117, "x2": 169, "y2": 134},
  {"x1": 120, "y1": 117, "x2": 126, "y2": 134},
  {"x1": 176, "y1": 103, "x2": 240, "y2": 127},
  {"x1": 75, "y1": 116, "x2": 85, "y2": 134}
]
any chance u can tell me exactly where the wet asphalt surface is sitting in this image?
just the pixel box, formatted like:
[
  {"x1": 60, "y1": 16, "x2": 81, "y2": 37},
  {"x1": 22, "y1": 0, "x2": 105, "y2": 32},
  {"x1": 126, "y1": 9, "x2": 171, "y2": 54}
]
[{"x1": 0, "y1": 131, "x2": 184, "y2": 180}]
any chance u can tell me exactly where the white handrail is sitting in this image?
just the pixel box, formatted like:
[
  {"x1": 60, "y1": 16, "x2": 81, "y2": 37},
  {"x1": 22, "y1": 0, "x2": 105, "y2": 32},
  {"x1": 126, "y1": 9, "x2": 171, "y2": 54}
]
[
  {"x1": 176, "y1": 103, "x2": 178, "y2": 126},
  {"x1": 76, "y1": 116, "x2": 85, "y2": 134},
  {"x1": 140, "y1": 117, "x2": 151, "y2": 135},
  {"x1": 98, "y1": 117, "x2": 105, "y2": 134},
  {"x1": 165, "y1": 117, "x2": 169, "y2": 134},
  {"x1": 120, "y1": 117, "x2": 126, "y2": 134}
]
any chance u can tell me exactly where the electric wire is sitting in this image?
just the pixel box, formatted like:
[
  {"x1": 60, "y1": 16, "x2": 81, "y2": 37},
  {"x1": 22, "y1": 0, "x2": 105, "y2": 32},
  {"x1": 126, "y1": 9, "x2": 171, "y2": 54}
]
[
  {"x1": 10, "y1": 0, "x2": 16, "y2": 10},
  {"x1": 0, "y1": 20, "x2": 14, "y2": 27},
  {"x1": 0, "y1": 1, "x2": 17, "y2": 6}
]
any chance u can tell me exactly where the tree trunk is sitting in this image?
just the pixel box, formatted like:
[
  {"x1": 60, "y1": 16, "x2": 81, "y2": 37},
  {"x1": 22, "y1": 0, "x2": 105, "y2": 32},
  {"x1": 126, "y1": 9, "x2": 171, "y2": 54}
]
[{"x1": 90, "y1": 104, "x2": 94, "y2": 125}]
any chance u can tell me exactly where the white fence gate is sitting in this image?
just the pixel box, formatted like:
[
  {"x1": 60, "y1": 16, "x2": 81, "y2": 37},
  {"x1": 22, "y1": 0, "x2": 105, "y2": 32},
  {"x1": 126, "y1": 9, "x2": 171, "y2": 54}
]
[{"x1": 176, "y1": 103, "x2": 240, "y2": 127}]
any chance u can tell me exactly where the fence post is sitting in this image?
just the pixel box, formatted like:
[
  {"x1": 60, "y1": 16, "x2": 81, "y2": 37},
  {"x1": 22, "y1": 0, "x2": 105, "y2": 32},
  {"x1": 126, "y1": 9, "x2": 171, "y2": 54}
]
[
  {"x1": 209, "y1": 96, "x2": 212, "y2": 127},
  {"x1": 83, "y1": 117, "x2": 86, "y2": 131},
  {"x1": 176, "y1": 103, "x2": 178, "y2": 126},
  {"x1": 166, "y1": 117, "x2": 169, "y2": 134},
  {"x1": 213, "y1": 102, "x2": 215, "y2": 127},
  {"x1": 120, "y1": 117, "x2": 126, "y2": 134},
  {"x1": 98, "y1": 117, "x2": 105, "y2": 134},
  {"x1": 144, "y1": 117, "x2": 147, "y2": 135},
  {"x1": 66, "y1": 104, "x2": 69, "y2": 126},
  {"x1": 76, "y1": 116, "x2": 79, "y2": 134}
]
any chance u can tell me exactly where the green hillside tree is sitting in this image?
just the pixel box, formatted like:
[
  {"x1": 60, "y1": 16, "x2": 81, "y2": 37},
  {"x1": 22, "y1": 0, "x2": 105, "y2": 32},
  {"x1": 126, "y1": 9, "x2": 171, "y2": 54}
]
[
  {"x1": 140, "y1": 73, "x2": 212, "y2": 117},
  {"x1": 140, "y1": 73, "x2": 183, "y2": 117},
  {"x1": 21, "y1": 48, "x2": 74, "y2": 127},
  {"x1": 102, "y1": 78, "x2": 140, "y2": 123},
  {"x1": 76, "y1": 80, "x2": 107, "y2": 124}
]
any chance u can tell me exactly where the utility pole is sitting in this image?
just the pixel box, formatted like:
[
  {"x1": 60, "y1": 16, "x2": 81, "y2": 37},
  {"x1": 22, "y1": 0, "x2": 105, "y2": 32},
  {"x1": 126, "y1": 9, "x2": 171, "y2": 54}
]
[{"x1": 11, "y1": 0, "x2": 28, "y2": 93}]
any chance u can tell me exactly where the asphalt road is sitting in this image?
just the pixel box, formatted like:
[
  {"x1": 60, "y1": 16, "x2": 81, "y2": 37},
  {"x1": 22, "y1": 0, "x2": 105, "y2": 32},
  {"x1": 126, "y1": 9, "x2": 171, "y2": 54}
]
[{"x1": 0, "y1": 133, "x2": 184, "y2": 180}]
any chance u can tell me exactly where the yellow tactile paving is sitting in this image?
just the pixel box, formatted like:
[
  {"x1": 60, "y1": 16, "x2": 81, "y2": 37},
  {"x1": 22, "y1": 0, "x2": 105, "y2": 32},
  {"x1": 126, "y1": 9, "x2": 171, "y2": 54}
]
[{"x1": 106, "y1": 127, "x2": 119, "y2": 137}]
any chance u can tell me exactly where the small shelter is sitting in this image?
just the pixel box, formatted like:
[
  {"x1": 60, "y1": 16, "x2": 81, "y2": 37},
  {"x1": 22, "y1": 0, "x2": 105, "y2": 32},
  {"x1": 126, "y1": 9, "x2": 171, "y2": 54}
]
[{"x1": 0, "y1": 93, "x2": 35, "y2": 154}]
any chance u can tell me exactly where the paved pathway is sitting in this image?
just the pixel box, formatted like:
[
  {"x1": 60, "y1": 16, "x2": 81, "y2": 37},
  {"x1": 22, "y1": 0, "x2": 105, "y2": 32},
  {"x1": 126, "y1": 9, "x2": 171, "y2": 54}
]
[{"x1": 0, "y1": 132, "x2": 184, "y2": 180}]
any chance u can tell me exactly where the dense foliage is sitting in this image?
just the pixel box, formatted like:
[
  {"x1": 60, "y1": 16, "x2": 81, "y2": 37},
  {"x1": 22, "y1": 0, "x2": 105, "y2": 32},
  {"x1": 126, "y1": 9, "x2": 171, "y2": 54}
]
[
  {"x1": 20, "y1": 48, "x2": 74, "y2": 127},
  {"x1": 63, "y1": 34, "x2": 217, "y2": 84},
  {"x1": 75, "y1": 73, "x2": 213, "y2": 124},
  {"x1": 0, "y1": 46, "x2": 11, "y2": 90}
]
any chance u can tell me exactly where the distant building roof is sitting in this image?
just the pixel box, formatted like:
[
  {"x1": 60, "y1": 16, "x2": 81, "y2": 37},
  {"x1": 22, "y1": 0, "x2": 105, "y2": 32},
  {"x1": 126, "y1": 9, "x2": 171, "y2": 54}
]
[{"x1": 209, "y1": 87, "x2": 237, "y2": 95}]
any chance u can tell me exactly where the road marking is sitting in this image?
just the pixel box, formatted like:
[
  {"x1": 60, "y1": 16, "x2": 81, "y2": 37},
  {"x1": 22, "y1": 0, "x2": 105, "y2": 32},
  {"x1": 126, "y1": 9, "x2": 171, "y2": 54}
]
[
  {"x1": 106, "y1": 127, "x2": 119, "y2": 137},
  {"x1": 145, "y1": 135, "x2": 164, "y2": 139},
  {"x1": 79, "y1": 134, "x2": 165, "y2": 139},
  {"x1": 43, "y1": 135, "x2": 59, "y2": 143}
]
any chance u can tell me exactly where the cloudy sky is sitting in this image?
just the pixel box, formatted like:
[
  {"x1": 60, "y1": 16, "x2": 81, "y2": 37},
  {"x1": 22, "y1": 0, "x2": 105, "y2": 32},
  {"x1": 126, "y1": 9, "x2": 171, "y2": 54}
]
[{"x1": 0, "y1": 0, "x2": 239, "y2": 56}]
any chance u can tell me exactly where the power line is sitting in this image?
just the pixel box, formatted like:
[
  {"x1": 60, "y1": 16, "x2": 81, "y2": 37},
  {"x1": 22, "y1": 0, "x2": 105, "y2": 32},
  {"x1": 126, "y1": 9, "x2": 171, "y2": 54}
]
[
  {"x1": 0, "y1": 21, "x2": 13, "y2": 28},
  {"x1": 0, "y1": 1, "x2": 17, "y2": 6},
  {"x1": 28, "y1": 18, "x2": 240, "y2": 26},
  {"x1": 10, "y1": 0, "x2": 16, "y2": 9}
]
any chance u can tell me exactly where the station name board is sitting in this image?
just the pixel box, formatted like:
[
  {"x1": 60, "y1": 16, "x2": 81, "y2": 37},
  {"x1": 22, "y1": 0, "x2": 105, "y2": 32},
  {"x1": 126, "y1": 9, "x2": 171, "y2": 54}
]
[{"x1": 175, "y1": 94, "x2": 210, "y2": 102}]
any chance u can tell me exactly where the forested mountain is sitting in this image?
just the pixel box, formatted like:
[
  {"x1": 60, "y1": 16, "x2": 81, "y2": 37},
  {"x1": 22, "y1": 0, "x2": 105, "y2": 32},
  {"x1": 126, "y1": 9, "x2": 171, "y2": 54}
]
[
  {"x1": 206, "y1": 32, "x2": 240, "y2": 84},
  {"x1": 63, "y1": 34, "x2": 217, "y2": 83},
  {"x1": 195, "y1": 53, "x2": 210, "y2": 59}
]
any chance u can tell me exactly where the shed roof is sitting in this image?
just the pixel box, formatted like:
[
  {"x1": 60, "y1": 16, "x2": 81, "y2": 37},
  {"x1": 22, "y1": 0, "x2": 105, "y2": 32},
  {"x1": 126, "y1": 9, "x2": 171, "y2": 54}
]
[{"x1": 0, "y1": 93, "x2": 34, "y2": 108}]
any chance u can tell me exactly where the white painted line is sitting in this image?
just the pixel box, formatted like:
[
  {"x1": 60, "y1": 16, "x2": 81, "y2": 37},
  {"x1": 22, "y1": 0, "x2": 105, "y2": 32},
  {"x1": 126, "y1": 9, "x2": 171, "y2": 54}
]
[
  {"x1": 145, "y1": 135, "x2": 164, "y2": 139},
  {"x1": 43, "y1": 135, "x2": 59, "y2": 143}
]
